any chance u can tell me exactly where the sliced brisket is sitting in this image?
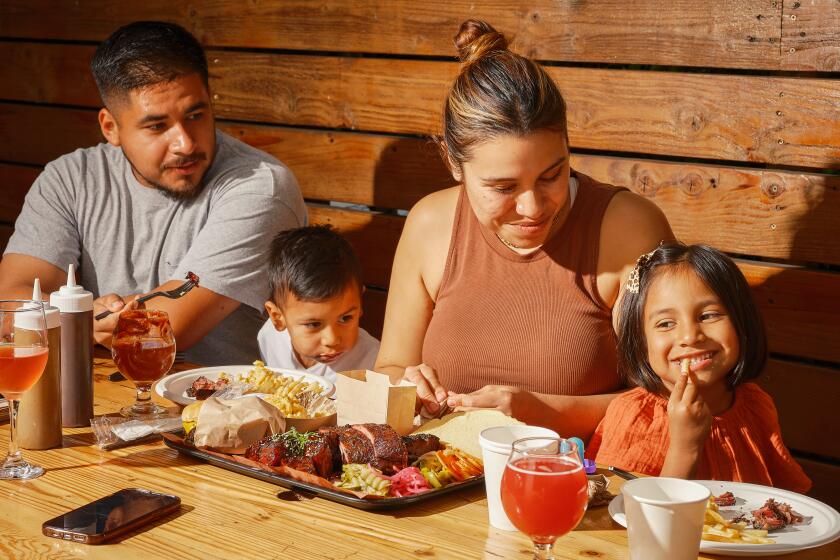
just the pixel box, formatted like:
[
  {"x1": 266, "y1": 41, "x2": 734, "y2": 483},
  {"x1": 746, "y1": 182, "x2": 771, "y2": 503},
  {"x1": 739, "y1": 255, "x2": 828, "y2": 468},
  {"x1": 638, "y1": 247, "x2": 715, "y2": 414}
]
[
  {"x1": 337, "y1": 427, "x2": 375, "y2": 465},
  {"x1": 403, "y1": 434, "x2": 442, "y2": 462},
  {"x1": 353, "y1": 423, "x2": 408, "y2": 474}
]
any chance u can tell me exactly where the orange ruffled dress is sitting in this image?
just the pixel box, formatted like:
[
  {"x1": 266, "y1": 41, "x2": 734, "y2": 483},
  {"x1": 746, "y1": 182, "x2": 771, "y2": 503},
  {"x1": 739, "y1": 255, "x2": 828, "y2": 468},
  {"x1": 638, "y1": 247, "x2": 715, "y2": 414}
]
[{"x1": 587, "y1": 383, "x2": 811, "y2": 493}]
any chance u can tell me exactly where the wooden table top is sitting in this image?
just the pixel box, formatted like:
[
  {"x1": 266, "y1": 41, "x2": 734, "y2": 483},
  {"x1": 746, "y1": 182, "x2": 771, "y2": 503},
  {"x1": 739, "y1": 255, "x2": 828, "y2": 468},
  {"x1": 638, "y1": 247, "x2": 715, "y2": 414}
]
[{"x1": 1, "y1": 355, "x2": 838, "y2": 560}]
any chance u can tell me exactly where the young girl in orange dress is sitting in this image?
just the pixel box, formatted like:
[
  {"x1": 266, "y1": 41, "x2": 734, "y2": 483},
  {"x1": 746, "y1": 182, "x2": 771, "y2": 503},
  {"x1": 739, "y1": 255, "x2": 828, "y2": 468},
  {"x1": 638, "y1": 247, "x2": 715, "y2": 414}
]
[{"x1": 587, "y1": 243, "x2": 811, "y2": 493}]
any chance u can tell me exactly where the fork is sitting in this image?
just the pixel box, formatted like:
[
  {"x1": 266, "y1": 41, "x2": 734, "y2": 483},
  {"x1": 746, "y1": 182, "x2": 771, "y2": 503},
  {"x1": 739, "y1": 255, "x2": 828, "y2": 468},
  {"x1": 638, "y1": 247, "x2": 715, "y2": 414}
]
[{"x1": 95, "y1": 272, "x2": 200, "y2": 321}]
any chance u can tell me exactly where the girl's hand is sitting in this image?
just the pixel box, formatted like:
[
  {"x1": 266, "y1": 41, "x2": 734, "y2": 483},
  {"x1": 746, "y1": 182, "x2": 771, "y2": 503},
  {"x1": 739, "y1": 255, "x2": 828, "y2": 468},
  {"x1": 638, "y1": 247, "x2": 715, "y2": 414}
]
[
  {"x1": 447, "y1": 385, "x2": 532, "y2": 418},
  {"x1": 403, "y1": 363, "x2": 449, "y2": 418},
  {"x1": 667, "y1": 368, "x2": 712, "y2": 453}
]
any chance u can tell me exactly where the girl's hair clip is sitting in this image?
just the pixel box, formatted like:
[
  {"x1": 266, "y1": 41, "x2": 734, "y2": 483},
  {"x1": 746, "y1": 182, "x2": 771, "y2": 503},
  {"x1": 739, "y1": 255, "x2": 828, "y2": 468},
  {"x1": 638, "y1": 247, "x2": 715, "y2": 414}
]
[{"x1": 625, "y1": 248, "x2": 658, "y2": 294}]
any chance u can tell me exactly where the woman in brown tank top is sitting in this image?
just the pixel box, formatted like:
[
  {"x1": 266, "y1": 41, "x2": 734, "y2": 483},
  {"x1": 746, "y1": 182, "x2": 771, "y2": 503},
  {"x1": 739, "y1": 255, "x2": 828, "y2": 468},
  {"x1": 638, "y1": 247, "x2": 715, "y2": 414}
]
[{"x1": 375, "y1": 20, "x2": 673, "y2": 439}]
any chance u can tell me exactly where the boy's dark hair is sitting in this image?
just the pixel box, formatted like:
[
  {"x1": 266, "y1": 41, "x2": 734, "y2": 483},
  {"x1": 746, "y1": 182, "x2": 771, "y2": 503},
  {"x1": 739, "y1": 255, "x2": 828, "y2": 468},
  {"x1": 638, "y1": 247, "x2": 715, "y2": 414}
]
[
  {"x1": 268, "y1": 225, "x2": 363, "y2": 306},
  {"x1": 617, "y1": 243, "x2": 767, "y2": 394},
  {"x1": 91, "y1": 21, "x2": 209, "y2": 107}
]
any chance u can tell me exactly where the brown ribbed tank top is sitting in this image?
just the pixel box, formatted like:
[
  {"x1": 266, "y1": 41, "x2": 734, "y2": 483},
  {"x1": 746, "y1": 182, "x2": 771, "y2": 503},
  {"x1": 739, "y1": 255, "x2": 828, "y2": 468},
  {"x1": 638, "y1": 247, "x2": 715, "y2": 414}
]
[{"x1": 422, "y1": 172, "x2": 623, "y2": 396}]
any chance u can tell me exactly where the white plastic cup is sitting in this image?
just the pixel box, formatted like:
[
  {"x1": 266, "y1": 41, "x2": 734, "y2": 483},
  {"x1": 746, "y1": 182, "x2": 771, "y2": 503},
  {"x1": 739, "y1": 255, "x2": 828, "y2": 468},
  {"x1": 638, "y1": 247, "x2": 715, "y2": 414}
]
[
  {"x1": 478, "y1": 424, "x2": 559, "y2": 531},
  {"x1": 622, "y1": 477, "x2": 710, "y2": 560}
]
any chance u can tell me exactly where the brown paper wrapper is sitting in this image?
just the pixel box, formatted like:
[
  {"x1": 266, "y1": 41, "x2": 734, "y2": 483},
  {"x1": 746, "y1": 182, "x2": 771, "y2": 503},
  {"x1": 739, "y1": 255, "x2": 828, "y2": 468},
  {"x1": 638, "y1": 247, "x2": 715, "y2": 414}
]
[
  {"x1": 335, "y1": 370, "x2": 416, "y2": 436},
  {"x1": 193, "y1": 397, "x2": 286, "y2": 454}
]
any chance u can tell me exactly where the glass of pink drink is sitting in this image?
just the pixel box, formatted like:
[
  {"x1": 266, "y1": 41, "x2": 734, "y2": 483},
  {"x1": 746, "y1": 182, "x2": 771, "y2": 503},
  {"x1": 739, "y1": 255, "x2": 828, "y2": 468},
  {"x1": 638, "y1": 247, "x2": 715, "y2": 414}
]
[
  {"x1": 501, "y1": 437, "x2": 589, "y2": 559},
  {"x1": 0, "y1": 300, "x2": 49, "y2": 480}
]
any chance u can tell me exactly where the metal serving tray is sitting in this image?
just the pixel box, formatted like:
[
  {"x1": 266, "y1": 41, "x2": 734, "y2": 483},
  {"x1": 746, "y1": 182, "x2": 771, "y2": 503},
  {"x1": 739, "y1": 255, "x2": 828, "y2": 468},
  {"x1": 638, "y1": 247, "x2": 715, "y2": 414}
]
[{"x1": 162, "y1": 432, "x2": 485, "y2": 511}]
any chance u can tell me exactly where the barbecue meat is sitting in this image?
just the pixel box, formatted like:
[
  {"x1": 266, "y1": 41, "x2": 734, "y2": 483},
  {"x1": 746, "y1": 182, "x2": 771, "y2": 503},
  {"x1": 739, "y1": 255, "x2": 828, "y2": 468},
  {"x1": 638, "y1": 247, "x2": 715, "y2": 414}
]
[
  {"x1": 256, "y1": 440, "x2": 290, "y2": 466},
  {"x1": 338, "y1": 427, "x2": 375, "y2": 465},
  {"x1": 244, "y1": 439, "x2": 260, "y2": 461},
  {"x1": 245, "y1": 436, "x2": 321, "y2": 476},
  {"x1": 282, "y1": 456, "x2": 317, "y2": 475},
  {"x1": 186, "y1": 376, "x2": 229, "y2": 400},
  {"x1": 304, "y1": 434, "x2": 335, "y2": 478},
  {"x1": 713, "y1": 491, "x2": 736, "y2": 507},
  {"x1": 317, "y1": 426, "x2": 344, "y2": 473},
  {"x1": 353, "y1": 423, "x2": 408, "y2": 474},
  {"x1": 751, "y1": 499, "x2": 803, "y2": 531},
  {"x1": 403, "y1": 434, "x2": 442, "y2": 462}
]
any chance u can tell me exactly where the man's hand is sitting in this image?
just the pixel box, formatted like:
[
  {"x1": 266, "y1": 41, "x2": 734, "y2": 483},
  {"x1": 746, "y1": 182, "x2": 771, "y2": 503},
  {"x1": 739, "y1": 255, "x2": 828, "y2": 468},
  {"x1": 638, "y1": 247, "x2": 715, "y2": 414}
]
[{"x1": 93, "y1": 293, "x2": 139, "y2": 348}]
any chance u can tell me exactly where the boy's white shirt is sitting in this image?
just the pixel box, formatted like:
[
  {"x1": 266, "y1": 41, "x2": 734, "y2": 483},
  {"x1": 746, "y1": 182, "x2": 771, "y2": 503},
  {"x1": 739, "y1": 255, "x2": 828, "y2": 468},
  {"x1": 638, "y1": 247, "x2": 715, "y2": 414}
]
[{"x1": 256, "y1": 319, "x2": 380, "y2": 384}]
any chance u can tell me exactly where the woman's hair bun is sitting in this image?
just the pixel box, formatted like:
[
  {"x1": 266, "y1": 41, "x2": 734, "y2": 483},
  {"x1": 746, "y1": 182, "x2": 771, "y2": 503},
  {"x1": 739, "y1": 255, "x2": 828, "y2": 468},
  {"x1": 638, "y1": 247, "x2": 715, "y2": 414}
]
[{"x1": 454, "y1": 20, "x2": 508, "y2": 64}]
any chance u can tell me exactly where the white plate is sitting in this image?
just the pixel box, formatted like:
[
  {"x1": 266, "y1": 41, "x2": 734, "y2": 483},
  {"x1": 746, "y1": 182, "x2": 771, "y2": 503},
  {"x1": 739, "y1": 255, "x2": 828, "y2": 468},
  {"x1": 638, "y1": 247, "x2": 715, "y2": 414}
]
[
  {"x1": 608, "y1": 480, "x2": 840, "y2": 556},
  {"x1": 154, "y1": 365, "x2": 335, "y2": 406}
]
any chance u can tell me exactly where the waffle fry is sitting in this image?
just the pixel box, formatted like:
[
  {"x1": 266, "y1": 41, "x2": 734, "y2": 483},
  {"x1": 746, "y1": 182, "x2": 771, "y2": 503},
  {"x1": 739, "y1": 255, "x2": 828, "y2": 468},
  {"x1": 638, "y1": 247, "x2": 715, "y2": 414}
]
[{"x1": 702, "y1": 497, "x2": 775, "y2": 545}]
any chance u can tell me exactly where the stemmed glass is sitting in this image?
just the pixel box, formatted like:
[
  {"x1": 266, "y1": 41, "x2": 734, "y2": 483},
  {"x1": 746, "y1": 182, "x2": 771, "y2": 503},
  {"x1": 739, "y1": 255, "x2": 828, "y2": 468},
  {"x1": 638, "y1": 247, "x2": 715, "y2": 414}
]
[
  {"x1": 0, "y1": 300, "x2": 49, "y2": 480},
  {"x1": 500, "y1": 437, "x2": 589, "y2": 560},
  {"x1": 111, "y1": 309, "x2": 176, "y2": 418}
]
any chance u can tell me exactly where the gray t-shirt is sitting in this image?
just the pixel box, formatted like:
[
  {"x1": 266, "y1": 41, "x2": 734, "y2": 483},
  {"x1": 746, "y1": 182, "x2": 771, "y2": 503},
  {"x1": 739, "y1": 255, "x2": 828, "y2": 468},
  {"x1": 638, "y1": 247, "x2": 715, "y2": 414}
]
[{"x1": 6, "y1": 130, "x2": 306, "y2": 365}]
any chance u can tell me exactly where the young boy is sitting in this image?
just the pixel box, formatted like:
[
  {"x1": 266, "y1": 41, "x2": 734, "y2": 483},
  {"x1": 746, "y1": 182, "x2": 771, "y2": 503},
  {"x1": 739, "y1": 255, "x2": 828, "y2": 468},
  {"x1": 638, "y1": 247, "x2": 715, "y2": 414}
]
[{"x1": 258, "y1": 226, "x2": 380, "y2": 383}]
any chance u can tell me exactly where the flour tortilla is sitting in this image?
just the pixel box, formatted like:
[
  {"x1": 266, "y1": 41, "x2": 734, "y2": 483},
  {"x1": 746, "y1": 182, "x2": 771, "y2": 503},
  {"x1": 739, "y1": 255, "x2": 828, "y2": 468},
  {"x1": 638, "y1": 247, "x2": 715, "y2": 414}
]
[{"x1": 413, "y1": 410, "x2": 523, "y2": 458}]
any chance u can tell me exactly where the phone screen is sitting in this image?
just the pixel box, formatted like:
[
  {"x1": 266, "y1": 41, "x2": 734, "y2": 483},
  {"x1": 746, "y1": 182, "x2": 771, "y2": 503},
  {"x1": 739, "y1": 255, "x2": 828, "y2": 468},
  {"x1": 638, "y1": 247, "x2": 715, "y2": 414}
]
[{"x1": 43, "y1": 489, "x2": 180, "y2": 537}]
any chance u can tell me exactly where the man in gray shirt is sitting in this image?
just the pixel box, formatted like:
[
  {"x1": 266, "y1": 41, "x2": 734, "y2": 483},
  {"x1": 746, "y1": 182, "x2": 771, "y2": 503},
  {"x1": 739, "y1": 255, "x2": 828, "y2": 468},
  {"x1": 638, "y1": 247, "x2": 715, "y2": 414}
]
[{"x1": 0, "y1": 22, "x2": 306, "y2": 365}]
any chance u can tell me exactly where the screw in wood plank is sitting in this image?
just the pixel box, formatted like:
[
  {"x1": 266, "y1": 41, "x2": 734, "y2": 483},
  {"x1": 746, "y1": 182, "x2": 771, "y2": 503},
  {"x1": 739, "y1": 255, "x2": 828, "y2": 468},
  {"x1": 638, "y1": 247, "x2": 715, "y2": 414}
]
[
  {"x1": 789, "y1": 47, "x2": 796, "y2": 53},
  {"x1": 770, "y1": 224, "x2": 777, "y2": 230},
  {"x1": 790, "y1": 14, "x2": 797, "y2": 20},
  {"x1": 776, "y1": 111, "x2": 783, "y2": 116},
  {"x1": 778, "y1": 139, "x2": 784, "y2": 144}
]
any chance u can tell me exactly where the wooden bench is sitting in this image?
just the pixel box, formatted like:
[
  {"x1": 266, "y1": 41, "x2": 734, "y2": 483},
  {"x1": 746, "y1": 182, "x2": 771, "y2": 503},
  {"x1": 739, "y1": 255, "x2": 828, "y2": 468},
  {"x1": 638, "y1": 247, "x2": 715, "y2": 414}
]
[{"x1": 1, "y1": 1, "x2": 838, "y2": 508}]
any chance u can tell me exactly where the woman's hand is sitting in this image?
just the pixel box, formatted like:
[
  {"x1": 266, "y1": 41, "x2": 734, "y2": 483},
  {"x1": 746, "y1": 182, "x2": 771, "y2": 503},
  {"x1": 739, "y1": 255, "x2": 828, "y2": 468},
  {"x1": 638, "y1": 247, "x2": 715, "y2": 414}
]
[
  {"x1": 447, "y1": 385, "x2": 533, "y2": 418},
  {"x1": 667, "y1": 369, "x2": 712, "y2": 451},
  {"x1": 403, "y1": 364, "x2": 449, "y2": 418}
]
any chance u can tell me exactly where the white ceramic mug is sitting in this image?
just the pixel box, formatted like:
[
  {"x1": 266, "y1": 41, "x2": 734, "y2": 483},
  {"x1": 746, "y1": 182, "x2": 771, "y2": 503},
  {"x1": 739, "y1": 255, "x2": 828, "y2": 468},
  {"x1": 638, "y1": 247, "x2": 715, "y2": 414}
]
[
  {"x1": 478, "y1": 424, "x2": 559, "y2": 531},
  {"x1": 622, "y1": 477, "x2": 710, "y2": 560}
]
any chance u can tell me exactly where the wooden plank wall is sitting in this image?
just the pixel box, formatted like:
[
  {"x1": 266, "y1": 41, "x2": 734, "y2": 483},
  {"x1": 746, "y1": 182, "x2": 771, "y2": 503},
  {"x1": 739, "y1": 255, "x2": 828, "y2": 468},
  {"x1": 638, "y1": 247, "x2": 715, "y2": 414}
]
[{"x1": 1, "y1": 1, "x2": 838, "y2": 506}]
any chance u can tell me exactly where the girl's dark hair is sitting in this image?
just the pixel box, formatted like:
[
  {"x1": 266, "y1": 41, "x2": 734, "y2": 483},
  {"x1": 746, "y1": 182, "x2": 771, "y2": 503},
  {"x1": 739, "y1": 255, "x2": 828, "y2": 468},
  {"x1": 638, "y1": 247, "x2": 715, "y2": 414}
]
[
  {"x1": 441, "y1": 20, "x2": 568, "y2": 169},
  {"x1": 267, "y1": 225, "x2": 363, "y2": 306},
  {"x1": 617, "y1": 243, "x2": 767, "y2": 394},
  {"x1": 91, "y1": 21, "x2": 209, "y2": 107}
]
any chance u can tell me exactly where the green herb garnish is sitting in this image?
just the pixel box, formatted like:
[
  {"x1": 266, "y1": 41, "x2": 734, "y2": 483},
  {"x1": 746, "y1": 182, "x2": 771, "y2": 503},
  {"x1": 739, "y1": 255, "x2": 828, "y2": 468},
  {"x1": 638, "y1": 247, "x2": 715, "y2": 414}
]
[{"x1": 270, "y1": 427, "x2": 315, "y2": 456}]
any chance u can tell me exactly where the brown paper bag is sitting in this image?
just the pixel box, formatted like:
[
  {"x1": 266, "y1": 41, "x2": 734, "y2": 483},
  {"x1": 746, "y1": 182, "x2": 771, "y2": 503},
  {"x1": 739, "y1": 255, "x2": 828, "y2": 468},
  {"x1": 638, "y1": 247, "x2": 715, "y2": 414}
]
[
  {"x1": 193, "y1": 397, "x2": 286, "y2": 454},
  {"x1": 335, "y1": 370, "x2": 416, "y2": 435}
]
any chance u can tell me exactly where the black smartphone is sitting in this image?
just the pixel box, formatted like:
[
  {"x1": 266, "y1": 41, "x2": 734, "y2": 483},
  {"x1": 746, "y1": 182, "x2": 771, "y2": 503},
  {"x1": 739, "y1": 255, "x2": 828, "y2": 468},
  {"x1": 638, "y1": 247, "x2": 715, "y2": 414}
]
[{"x1": 42, "y1": 488, "x2": 181, "y2": 544}]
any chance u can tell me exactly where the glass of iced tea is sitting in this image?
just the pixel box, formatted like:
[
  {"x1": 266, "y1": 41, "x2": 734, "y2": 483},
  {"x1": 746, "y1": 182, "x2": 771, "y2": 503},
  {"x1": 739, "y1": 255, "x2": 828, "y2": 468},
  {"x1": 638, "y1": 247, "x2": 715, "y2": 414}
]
[
  {"x1": 112, "y1": 309, "x2": 175, "y2": 418},
  {"x1": 0, "y1": 300, "x2": 49, "y2": 480},
  {"x1": 500, "y1": 437, "x2": 589, "y2": 560}
]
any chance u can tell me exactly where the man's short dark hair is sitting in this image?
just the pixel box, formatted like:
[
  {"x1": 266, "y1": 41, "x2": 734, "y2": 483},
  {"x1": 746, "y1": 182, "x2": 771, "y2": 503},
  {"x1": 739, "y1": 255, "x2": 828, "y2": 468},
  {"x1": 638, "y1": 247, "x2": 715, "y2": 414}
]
[
  {"x1": 617, "y1": 243, "x2": 767, "y2": 395},
  {"x1": 91, "y1": 21, "x2": 209, "y2": 107},
  {"x1": 268, "y1": 226, "x2": 364, "y2": 306}
]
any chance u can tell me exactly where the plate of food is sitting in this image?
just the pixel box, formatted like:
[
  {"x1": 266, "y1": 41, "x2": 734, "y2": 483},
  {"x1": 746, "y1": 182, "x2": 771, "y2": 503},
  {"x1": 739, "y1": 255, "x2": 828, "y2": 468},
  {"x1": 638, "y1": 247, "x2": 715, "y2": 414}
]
[
  {"x1": 162, "y1": 422, "x2": 485, "y2": 510},
  {"x1": 609, "y1": 480, "x2": 840, "y2": 556},
  {"x1": 161, "y1": 410, "x2": 524, "y2": 510},
  {"x1": 155, "y1": 361, "x2": 335, "y2": 406}
]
